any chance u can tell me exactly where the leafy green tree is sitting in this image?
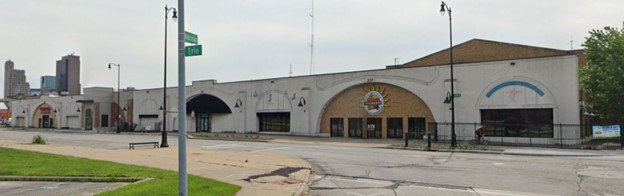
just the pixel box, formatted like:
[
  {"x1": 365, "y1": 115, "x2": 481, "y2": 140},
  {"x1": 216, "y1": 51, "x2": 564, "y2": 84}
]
[{"x1": 580, "y1": 23, "x2": 624, "y2": 123}]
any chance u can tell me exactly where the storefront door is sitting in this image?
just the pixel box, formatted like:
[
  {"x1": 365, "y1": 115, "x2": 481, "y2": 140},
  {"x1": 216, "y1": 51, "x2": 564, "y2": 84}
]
[
  {"x1": 348, "y1": 118, "x2": 363, "y2": 138},
  {"x1": 366, "y1": 118, "x2": 382, "y2": 138},
  {"x1": 42, "y1": 115, "x2": 50, "y2": 128},
  {"x1": 196, "y1": 114, "x2": 210, "y2": 132}
]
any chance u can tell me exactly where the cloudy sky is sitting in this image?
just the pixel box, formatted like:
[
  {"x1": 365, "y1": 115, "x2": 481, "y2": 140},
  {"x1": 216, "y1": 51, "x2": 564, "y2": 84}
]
[{"x1": 1, "y1": 0, "x2": 623, "y2": 97}]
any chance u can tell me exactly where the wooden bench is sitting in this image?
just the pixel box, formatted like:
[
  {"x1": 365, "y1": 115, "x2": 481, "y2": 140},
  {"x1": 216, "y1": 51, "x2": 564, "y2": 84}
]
[{"x1": 129, "y1": 142, "x2": 159, "y2": 150}]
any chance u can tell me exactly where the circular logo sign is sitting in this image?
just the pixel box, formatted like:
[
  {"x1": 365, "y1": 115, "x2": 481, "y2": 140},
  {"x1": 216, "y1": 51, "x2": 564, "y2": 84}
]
[{"x1": 363, "y1": 91, "x2": 385, "y2": 115}]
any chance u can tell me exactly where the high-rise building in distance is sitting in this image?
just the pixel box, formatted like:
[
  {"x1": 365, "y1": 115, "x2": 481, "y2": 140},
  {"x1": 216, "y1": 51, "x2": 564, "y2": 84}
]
[
  {"x1": 55, "y1": 54, "x2": 81, "y2": 96},
  {"x1": 4, "y1": 60, "x2": 31, "y2": 99},
  {"x1": 40, "y1": 75, "x2": 56, "y2": 94}
]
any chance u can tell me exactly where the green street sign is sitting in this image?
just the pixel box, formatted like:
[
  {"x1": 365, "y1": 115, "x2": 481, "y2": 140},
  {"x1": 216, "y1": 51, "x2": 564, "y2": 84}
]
[
  {"x1": 453, "y1": 93, "x2": 461, "y2": 98},
  {"x1": 185, "y1": 45, "x2": 202, "y2": 57},
  {"x1": 185, "y1": 31, "x2": 198, "y2": 44}
]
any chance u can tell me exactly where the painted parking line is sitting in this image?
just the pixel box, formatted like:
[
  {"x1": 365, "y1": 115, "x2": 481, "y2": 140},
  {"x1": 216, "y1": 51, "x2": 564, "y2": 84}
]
[
  {"x1": 250, "y1": 147, "x2": 289, "y2": 153},
  {"x1": 200, "y1": 144, "x2": 240, "y2": 149},
  {"x1": 345, "y1": 191, "x2": 387, "y2": 196}
]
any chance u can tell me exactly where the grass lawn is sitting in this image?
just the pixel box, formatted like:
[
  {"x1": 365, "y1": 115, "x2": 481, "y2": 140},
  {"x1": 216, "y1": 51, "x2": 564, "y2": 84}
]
[{"x1": 0, "y1": 147, "x2": 241, "y2": 196}]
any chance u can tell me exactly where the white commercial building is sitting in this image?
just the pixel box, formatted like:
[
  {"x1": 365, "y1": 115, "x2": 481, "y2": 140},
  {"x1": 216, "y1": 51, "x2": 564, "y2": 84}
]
[{"x1": 8, "y1": 39, "x2": 584, "y2": 145}]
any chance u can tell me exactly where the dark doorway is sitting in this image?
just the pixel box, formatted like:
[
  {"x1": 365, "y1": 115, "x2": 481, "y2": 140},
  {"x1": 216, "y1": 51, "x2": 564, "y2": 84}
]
[
  {"x1": 366, "y1": 118, "x2": 382, "y2": 138},
  {"x1": 85, "y1": 109, "x2": 93, "y2": 130},
  {"x1": 348, "y1": 118, "x2": 363, "y2": 138},
  {"x1": 196, "y1": 114, "x2": 211, "y2": 132},
  {"x1": 387, "y1": 118, "x2": 403, "y2": 138},
  {"x1": 408, "y1": 118, "x2": 426, "y2": 139},
  {"x1": 330, "y1": 118, "x2": 344, "y2": 137},
  {"x1": 42, "y1": 115, "x2": 50, "y2": 128}
]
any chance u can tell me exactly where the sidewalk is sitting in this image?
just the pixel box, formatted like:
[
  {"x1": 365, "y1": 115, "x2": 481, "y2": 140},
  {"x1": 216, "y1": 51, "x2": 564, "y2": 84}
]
[
  {"x1": 0, "y1": 140, "x2": 311, "y2": 196},
  {"x1": 263, "y1": 134, "x2": 620, "y2": 157}
]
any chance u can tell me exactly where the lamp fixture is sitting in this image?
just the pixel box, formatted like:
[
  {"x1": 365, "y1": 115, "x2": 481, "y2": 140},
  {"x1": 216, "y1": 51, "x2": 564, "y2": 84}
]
[
  {"x1": 443, "y1": 92, "x2": 452, "y2": 104},
  {"x1": 298, "y1": 97, "x2": 307, "y2": 107},
  {"x1": 234, "y1": 98, "x2": 242, "y2": 108}
]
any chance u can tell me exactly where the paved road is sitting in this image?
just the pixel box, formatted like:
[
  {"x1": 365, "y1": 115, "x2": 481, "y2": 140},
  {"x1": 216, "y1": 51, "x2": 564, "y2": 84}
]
[{"x1": 2, "y1": 129, "x2": 624, "y2": 196}]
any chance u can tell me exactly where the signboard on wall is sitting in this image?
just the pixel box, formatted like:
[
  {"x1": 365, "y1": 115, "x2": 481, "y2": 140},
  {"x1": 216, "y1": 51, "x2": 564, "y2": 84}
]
[
  {"x1": 362, "y1": 86, "x2": 389, "y2": 115},
  {"x1": 592, "y1": 125, "x2": 621, "y2": 139}
]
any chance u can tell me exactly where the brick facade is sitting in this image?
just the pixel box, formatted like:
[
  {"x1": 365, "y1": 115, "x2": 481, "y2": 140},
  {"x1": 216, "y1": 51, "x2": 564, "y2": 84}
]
[
  {"x1": 320, "y1": 83, "x2": 434, "y2": 138},
  {"x1": 400, "y1": 39, "x2": 583, "y2": 67}
]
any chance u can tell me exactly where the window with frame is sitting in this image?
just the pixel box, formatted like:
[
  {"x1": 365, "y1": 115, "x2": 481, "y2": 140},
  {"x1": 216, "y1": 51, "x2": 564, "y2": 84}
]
[
  {"x1": 408, "y1": 118, "x2": 426, "y2": 139},
  {"x1": 258, "y1": 112, "x2": 290, "y2": 132},
  {"x1": 387, "y1": 118, "x2": 403, "y2": 138},
  {"x1": 101, "y1": 114, "x2": 109, "y2": 127},
  {"x1": 330, "y1": 118, "x2": 344, "y2": 137},
  {"x1": 480, "y1": 109, "x2": 553, "y2": 138},
  {"x1": 348, "y1": 118, "x2": 363, "y2": 138}
]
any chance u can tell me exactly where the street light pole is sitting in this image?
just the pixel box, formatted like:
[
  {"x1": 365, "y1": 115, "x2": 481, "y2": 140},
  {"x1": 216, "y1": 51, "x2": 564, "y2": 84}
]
[
  {"x1": 161, "y1": 5, "x2": 177, "y2": 148},
  {"x1": 440, "y1": 1, "x2": 456, "y2": 148},
  {"x1": 177, "y1": 0, "x2": 188, "y2": 195},
  {"x1": 108, "y1": 63, "x2": 121, "y2": 134}
]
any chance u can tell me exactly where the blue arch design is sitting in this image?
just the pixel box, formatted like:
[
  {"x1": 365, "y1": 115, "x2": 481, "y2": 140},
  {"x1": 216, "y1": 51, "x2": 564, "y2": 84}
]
[{"x1": 486, "y1": 81, "x2": 544, "y2": 98}]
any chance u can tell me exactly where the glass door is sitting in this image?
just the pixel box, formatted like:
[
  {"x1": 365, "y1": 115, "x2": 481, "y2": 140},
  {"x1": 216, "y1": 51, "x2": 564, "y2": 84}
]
[
  {"x1": 196, "y1": 114, "x2": 211, "y2": 132},
  {"x1": 366, "y1": 118, "x2": 382, "y2": 138}
]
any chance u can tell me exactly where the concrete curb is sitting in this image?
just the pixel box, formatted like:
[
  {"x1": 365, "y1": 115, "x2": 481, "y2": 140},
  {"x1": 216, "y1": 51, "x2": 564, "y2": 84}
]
[
  {"x1": 384, "y1": 146, "x2": 609, "y2": 157},
  {"x1": 0, "y1": 176, "x2": 146, "y2": 183},
  {"x1": 294, "y1": 169, "x2": 311, "y2": 196}
]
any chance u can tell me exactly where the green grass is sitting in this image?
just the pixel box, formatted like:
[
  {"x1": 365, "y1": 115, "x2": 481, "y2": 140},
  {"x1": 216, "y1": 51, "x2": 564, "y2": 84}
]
[{"x1": 0, "y1": 147, "x2": 241, "y2": 196}]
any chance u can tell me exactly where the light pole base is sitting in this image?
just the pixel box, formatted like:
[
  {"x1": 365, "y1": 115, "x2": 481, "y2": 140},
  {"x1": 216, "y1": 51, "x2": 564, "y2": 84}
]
[{"x1": 161, "y1": 131, "x2": 169, "y2": 148}]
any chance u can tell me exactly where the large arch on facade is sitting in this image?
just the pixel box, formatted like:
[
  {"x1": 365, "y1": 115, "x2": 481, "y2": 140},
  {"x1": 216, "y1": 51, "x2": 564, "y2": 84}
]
[
  {"x1": 319, "y1": 82, "x2": 435, "y2": 139},
  {"x1": 185, "y1": 94, "x2": 232, "y2": 132},
  {"x1": 254, "y1": 90, "x2": 293, "y2": 133},
  {"x1": 31, "y1": 102, "x2": 58, "y2": 129},
  {"x1": 475, "y1": 76, "x2": 558, "y2": 140}
]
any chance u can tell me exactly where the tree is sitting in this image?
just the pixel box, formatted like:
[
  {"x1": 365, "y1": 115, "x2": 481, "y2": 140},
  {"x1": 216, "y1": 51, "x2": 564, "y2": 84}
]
[{"x1": 579, "y1": 23, "x2": 624, "y2": 123}]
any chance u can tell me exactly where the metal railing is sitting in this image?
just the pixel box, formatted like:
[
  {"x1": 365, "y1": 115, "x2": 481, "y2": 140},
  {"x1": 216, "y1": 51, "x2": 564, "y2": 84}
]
[{"x1": 427, "y1": 122, "x2": 622, "y2": 149}]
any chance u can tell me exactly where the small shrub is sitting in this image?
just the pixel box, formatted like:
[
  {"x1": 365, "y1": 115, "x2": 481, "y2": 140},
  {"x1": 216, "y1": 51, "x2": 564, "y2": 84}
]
[{"x1": 31, "y1": 135, "x2": 47, "y2": 144}]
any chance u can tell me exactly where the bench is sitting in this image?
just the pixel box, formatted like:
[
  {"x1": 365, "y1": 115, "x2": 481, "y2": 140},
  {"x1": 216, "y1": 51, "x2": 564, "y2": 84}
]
[{"x1": 129, "y1": 142, "x2": 159, "y2": 150}]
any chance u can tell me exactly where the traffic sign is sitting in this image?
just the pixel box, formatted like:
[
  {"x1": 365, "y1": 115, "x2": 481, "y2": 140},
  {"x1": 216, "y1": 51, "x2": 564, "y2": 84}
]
[
  {"x1": 185, "y1": 45, "x2": 202, "y2": 56},
  {"x1": 185, "y1": 31, "x2": 198, "y2": 44},
  {"x1": 453, "y1": 93, "x2": 461, "y2": 98}
]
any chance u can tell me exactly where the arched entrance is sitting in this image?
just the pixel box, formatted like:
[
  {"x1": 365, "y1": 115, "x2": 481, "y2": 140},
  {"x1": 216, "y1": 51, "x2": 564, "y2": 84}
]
[
  {"x1": 186, "y1": 94, "x2": 232, "y2": 132},
  {"x1": 320, "y1": 83, "x2": 435, "y2": 139},
  {"x1": 32, "y1": 103, "x2": 57, "y2": 128}
]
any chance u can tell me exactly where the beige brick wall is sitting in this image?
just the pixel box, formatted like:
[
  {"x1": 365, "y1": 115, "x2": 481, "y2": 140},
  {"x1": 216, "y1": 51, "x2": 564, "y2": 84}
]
[{"x1": 320, "y1": 83, "x2": 435, "y2": 138}]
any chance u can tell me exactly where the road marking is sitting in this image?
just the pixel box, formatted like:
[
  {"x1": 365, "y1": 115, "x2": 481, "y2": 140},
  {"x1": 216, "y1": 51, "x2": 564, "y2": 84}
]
[
  {"x1": 334, "y1": 178, "x2": 390, "y2": 185},
  {"x1": 345, "y1": 191, "x2": 387, "y2": 196},
  {"x1": 200, "y1": 144, "x2": 239, "y2": 149},
  {"x1": 250, "y1": 147, "x2": 289, "y2": 153},
  {"x1": 475, "y1": 188, "x2": 557, "y2": 196}
]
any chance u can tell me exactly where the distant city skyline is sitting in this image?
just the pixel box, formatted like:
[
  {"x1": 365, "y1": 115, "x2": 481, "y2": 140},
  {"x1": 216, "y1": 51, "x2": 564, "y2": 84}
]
[{"x1": 1, "y1": 0, "x2": 624, "y2": 98}]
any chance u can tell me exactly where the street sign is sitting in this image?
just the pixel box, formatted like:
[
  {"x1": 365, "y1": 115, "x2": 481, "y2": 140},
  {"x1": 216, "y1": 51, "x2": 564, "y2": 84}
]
[
  {"x1": 185, "y1": 31, "x2": 198, "y2": 44},
  {"x1": 185, "y1": 45, "x2": 202, "y2": 56},
  {"x1": 453, "y1": 93, "x2": 461, "y2": 98}
]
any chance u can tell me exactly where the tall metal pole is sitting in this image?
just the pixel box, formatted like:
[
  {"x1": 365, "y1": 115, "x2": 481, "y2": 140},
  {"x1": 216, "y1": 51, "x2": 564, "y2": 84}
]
[
  {"x1": 161, "y1": 5, "x2": 173, "y2": 148},
  {"x1": 177, "y1": 0, "x2": 188, "y2": 195},
  {"x1": 449, "y1": 8, "x2": 456, "y2": 148},
  {"x1": 441, "y1": 1, "x2": 455, "y2": 148},
  {"x1": 117, "y1": 64, "x2": 121, "y2": 134}
]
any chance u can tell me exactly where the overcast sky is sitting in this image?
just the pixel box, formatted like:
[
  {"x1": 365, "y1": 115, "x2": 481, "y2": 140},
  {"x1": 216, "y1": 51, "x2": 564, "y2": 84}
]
[{"x1": 1, "y1": 0, "x2": 623, "y2": 97}]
